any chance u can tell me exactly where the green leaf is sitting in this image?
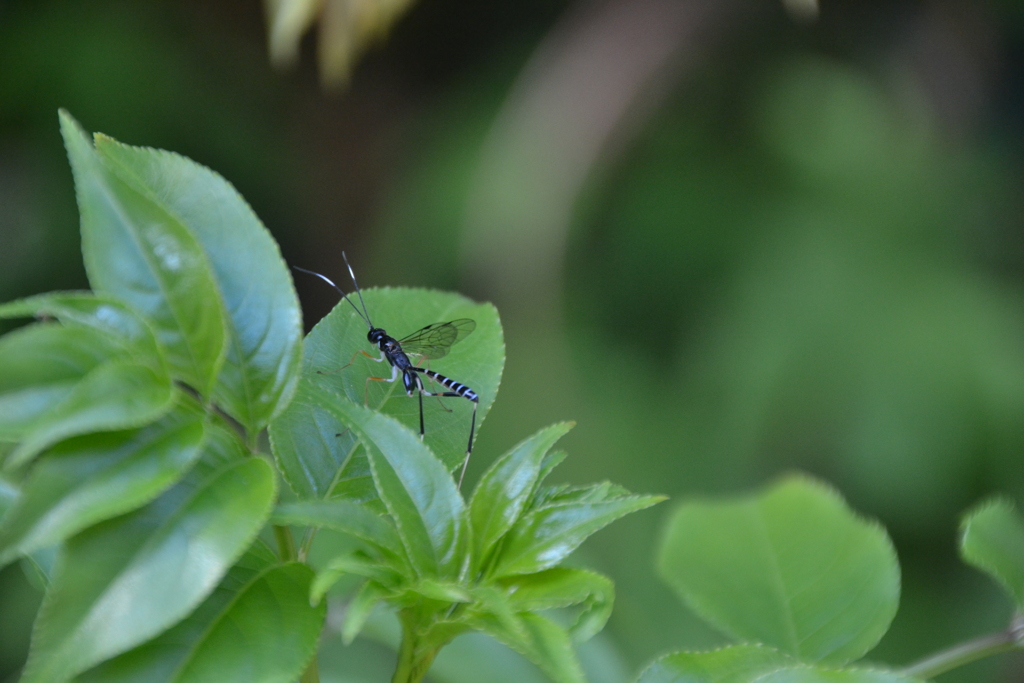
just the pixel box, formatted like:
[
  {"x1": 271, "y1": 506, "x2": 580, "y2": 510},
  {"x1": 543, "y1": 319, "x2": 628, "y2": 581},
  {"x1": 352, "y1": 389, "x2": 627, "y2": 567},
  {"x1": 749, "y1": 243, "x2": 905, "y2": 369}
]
[
  {"x1": 467, "y1": 583, "x2": 525, "y2": 638},
  {"x1": 342, "y1": 580, "x2": 390, "y2": 645},
  {"x1": 470, "y1": 423, "x2": 574, "y2": 570},
  {"x1": 59, "y1": 111, "x2": 228, "y2": 397},
  {"x1": 167, "y1": 563, "x2": 324, "y2": 683},
  {"x1": 0, "y1": 476, "x2": 18, "y2": 520},
  {"x1": 411, "y1": 613, "x2": 475, "y2": 656},
  {"x1": 535, "y1": 451, "x2": 567, "y2": 488},
  {"x1": 309, "y1": 382, "x2": 467, "y2": 579},
  {"x1": 636, "y1": 644, "x2": 796, "y2": 683},
  {"x1": 359, "y1": 412, "x2": 466, "y2": 579},
  {"x1": 403, "y1": 577, "x2": 473, "y2": 604},
  {"x1": 21, "y1": 546, "x2": 59, "y2": 592},
  {"x1": 472, "y1": 610, "x2": 586, "y2": 683},
  {"x1": 311, "y1": 555, "x2": 404, "y2": 604},
  {"x1": 5, "y1": 358, "x2": 176, "y2": 470},
  {"x1": 753, "y1": 669, "x2": 924, "y2": 683},
  {"x1": 528, "y1": 451, "x2": 569, "y2": 507},
  {"x1": 73, "y1": 541, "x2": 285, "y2": 683},
  {"x1": 201, "y1": 417, "x2": 253, "y2": 469},
  {"x1": 544, "y1": 482, "x2": 631, "y2": 506},
  {"x1": 94, "y1": 138, "x2": 304, "y2": 433},
  {"x1": 20, "y1": 456, "x2": 276, "y2": 683},
  {"x1": 0, "y1": 324, "x2": 126, "y2": 440},
  {"x1": 0, "y1": 291, "x2": 164, "y2": 365},
  {"x1": 656, "y1": 475, "x2": 900, "y2": 665},
  {"x1": 635, "y1": 646, "x2": 926, "y2": 683},
  {"x1": 272, "y1": 498, "x2": 406, "y2": 562},
  {"x1": 267, "y1": 375, "x2": 362, "y2": 499},
  {"x1": 960, "y1": 497, "x2": 1024, "y2": 611},
  {"x1": 0, "y1": 401, "x2": 206, "y2": 569},
  {"x1": 299, "y1": 286, "x2": 505, "y2": 471},
  {"x1": 497, "y1": 568, "x2": 613, "y2": 643},
  {"x1": 492, "y1": 492, "x2": 664, "y2": 578},
  {"x1": 327, "y1": 447, "x2": 380, "y2": 505}
]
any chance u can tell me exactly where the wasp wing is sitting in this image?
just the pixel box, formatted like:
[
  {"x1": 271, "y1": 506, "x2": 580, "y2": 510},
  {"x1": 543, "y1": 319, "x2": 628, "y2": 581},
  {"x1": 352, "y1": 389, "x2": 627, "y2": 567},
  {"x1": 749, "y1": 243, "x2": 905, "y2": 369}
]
[{"x1": 398, "y1": 318, "x2": 476, "y2": 360}]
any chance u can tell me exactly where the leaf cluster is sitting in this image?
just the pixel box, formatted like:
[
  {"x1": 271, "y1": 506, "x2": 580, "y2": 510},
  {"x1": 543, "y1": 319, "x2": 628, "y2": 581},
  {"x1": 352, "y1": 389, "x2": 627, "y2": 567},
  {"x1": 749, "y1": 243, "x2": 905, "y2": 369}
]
[
  {"x1": 642, "y1": 475, "x2": 1024, "y2": 683},
  {"x1": 0, "y1": 111, "x2": 316, "y2": 683},
  {"x1": 274, "y1": 413, "x2": 663, "y2": 682},
  {"x1": 0, "y1": 112, "x2": 663, "y2": 683}
]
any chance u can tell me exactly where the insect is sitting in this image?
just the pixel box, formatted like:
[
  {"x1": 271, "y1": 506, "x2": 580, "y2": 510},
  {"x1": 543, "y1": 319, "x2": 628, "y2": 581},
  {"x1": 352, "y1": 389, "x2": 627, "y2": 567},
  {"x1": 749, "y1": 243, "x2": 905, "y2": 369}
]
[{"x1": 294, "y1": 255, "x2": 480, "y2": 487}]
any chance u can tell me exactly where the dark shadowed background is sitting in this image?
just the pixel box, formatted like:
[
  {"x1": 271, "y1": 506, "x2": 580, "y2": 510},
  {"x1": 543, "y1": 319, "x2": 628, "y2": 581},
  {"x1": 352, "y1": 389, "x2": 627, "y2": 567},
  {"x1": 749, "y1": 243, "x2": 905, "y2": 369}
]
[{"x1": 2, "y1": 0, "x2": 1024, "y2": 681}]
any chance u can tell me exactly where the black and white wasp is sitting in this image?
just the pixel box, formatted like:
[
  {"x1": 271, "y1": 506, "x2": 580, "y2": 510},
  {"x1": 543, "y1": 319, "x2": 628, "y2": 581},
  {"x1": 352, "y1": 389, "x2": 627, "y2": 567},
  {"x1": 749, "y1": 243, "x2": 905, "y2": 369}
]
[{"x1": 295, "y1": 255, "x2": 480, "y2": 487}]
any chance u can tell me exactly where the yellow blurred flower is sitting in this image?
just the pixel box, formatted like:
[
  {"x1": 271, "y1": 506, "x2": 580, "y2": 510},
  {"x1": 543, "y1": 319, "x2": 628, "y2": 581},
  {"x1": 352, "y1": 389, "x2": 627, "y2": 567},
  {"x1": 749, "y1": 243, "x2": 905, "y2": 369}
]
[{"x1": 265, "y1": 0, "x2": 416, "y2": 87}]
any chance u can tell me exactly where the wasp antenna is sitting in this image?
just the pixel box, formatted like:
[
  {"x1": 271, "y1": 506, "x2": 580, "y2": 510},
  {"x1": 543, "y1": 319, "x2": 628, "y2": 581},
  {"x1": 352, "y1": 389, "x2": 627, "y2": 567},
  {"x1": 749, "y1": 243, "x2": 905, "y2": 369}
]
[
  {"x1": 341, "y1": 252, "x2": 374, "y2": 327},
  {"x1": 293, "y1": 265, "x2": 371, "y2": 328}
]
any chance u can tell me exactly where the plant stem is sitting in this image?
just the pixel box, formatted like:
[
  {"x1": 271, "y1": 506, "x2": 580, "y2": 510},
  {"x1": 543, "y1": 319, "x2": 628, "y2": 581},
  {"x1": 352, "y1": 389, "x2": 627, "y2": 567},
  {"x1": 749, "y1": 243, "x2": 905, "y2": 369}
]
[
  {"x1": 391, "y1": 627, "x2": 416, "y2": 683},
  {"x1": 407, "y1": 649, "x2": 439, "y2": 683},
  {"x1": 298, "y1": 527, "x2": 318, "y2": 562},
  {"x1": 900, "y1": 619, "x2": 1024, "y2": 679},
  {"x1": 274, "y1": 524, "x2": 297, "y2": 561},
  {"x1": 246, "y1": 429, "x2": 260, "y2": 454},
  {"x1": 391, "y1": 623, "x2": 440, "y2": 683},
  {"x1": 277, "y1": 525, "x2": 316, "y2": 682}
]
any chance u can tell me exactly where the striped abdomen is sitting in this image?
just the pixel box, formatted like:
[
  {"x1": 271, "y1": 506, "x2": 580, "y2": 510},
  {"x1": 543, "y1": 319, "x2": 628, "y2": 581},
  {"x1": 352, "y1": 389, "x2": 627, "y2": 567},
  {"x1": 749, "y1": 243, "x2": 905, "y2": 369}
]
[{"x1": 423, "y1": 369, "x2": 478, "y2": 402}]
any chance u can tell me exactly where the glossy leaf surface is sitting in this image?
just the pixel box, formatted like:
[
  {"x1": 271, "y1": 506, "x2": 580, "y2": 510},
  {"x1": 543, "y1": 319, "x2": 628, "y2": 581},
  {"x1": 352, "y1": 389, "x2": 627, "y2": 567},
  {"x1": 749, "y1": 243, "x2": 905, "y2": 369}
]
[
  {"x1": 326, "y1": 388, "x2": 466, "y2": 578},
  {"x1": 0, "y1": 402, "x2": 205, "y2": 568},
  {"x1": 267, "y1": 375, "x2": 361, "y2": 499},
  {"x1": 167, "y1": 563, "x2": 324, "y2": 683},
  {"x1": 498, "y1": 567, "x2": 613, "y2": 643},
  {"x1": 3, "y1": 349, "x2": 175, "y2": 470},
  {"x1": 0, "y1": 291, "x2": 164, "y2": 364},
  {"x1": 470, "y1": 422, "x2": 573, "y2": 569},
  {"x1": 657, "y1": 475, "x2": 899, "y2": 665},
  {"x1": 73, "y1": 541, "x2": 280, "y2": 682},
  {"x1": 60, "y1": 111, "x2": 227, "y2": 397},
  {"x1": 96, "y1": 138, "x2": 303, "y2": 432},
  {"x1": 20, "y1": 457, "x2": 276, "y2": 683},
  {"x1": 493, "y1": 492, "x2": 663, "y2": 578},
  {"x1": 14, "y1": 361, "x2": 173, "y2": 469},
  {"x1": 272, "y1": 498, "x2": 405, "y2": 560},
  {"x1": 311, "y1": 555, "x2": 404, "y2": 604},
  {"x1": 325, "y1": 443, "x2": 379, "y2": 504},
  {"x1": 960, "y1": 497, "x2": 1024, "y2": 611},
  {"x1": 0, "y1": 324, "x2": 125, "y2": 440},
  {"x1": 473, "y1": 610, "x2": 586, "y2": 683}
]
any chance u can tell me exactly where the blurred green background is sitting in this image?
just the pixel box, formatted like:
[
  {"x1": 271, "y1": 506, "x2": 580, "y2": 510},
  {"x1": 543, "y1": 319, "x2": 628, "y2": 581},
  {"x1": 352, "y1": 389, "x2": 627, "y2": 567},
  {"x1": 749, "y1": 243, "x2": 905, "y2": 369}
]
[{"x1": 2, "y1": 0, "x2": 1024, "y2": 681}]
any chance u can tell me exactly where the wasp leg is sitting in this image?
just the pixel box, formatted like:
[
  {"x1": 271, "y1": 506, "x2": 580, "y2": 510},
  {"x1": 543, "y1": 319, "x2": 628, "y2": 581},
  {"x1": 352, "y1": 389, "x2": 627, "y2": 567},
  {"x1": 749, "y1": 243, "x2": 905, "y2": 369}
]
[
  {"x1": 421, "y1": 368, "x2": 454, "y2": 413},
  {"x1": 417, "y1": 387, "x2": 478, "y2": 489},
  {"x1": 364, "y1": 362, "x2": 399, "y2": 405},
  {"x1": 317, "y1": 349, "x2": 383, "y2": 376}
]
